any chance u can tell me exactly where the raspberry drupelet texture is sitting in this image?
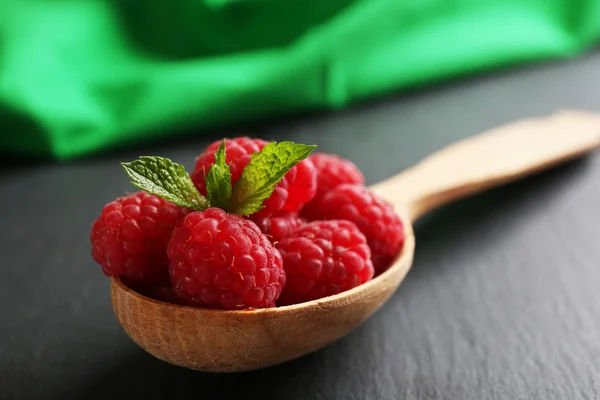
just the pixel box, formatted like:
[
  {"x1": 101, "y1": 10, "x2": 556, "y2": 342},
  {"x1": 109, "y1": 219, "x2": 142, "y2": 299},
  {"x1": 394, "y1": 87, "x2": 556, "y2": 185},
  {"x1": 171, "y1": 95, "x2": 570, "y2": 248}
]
[
  {"x1": 90, "y1": 191, "x2": 189, "y2": 284},
  {"x1": 168, "y1": 208, "x2": 286, "y2": 309},
  {"x1": 318, "y1": 184, "x2": 405, "y2": 274},
  {"x1": 301, "y1": 153, "x2": 365, "y2": 221},
  {"x1": 250, "y1": 211, "x2": 304, "y2": 244},
  {"x1": 281, "y1": 157, "x2": 317, "y2": 213},
  {"x1": 190, "y1": 137, "x2": 316, "y2": 218},
  {"x1": 277, "y1": 220, "x2": 374, "y2": 305}
]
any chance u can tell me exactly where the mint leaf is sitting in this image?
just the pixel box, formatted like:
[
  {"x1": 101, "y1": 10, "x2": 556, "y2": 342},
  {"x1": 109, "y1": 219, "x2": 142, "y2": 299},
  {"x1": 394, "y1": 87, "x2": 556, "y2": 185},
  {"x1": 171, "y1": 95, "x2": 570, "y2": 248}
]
[
  {"x1": 121, "y1": 156, "x2": 209, "y2": 210},
  {"x1": 231, "y1": 142, "x2": 316, "y2": 216},
  {"x1": 205, "y1": 140, "x2": 232, "y2": 210}
]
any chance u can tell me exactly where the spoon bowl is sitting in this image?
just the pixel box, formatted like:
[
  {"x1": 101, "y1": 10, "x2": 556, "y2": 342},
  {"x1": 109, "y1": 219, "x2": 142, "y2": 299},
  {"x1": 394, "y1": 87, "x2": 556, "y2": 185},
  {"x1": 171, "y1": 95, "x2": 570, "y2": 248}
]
[
  {"x1": 111, "y1": 110, "x2": 600, "y2": 372},
  {"x1": 111, "y1": 209, "x2": 414, "y2": 372}
]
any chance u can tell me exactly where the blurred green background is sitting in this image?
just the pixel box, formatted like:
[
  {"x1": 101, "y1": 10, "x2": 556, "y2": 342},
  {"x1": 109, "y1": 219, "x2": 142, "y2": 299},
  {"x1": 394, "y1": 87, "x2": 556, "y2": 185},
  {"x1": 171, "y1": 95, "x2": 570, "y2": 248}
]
[{"x1": 1, "y1": 0, "x2": 599, "y2": 160}]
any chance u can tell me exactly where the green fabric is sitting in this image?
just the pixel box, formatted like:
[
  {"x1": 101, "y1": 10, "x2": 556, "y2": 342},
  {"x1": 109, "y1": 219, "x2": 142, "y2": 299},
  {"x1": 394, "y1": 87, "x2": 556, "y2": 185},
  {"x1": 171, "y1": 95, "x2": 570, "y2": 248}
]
[{"x1": 1, "y1": 0, "x2": 599, "y2": 159}]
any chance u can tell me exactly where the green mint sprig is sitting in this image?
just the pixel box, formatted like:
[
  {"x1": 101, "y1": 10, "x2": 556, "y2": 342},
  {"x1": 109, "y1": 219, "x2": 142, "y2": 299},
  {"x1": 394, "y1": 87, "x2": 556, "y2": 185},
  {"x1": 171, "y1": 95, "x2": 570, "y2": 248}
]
[
  {"x1": 120, "y1": 140, "x2": 316, "y2": 216},
  {"x1": 204, "y1": 140, "x2": 232, "y2": 210},
  {"x1": 231, "y1": 142, "x2": 316, "y2": 216},
  {"x1": 121, "y1": 156, "x2": 209, "y2": 210}
]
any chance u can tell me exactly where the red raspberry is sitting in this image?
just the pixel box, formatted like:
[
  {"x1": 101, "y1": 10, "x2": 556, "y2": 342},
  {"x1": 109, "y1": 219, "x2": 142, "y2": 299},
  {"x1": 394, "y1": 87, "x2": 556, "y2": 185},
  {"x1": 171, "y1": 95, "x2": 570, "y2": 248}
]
[
  {"x1": 250, "y1": 211, "x2": 304, "y2": 244},
  {"x1": 277, "y1": 220, "x2": 374, "y2": 305},
  {"x1": 281, "y1": 157, "x2": 317, "y2": 213},
  {"x1": 190, "y1": 137, "x2": 316, "y2": 218},
  {"x1": 301, "y1": 153, "x2": 365, "y2": 220},
  {"x1": 90, "y1": 191, "x2": 189, "y2": 284},
  {"x1": 318, "y1": 184, "x2": 405, "y2": 273},
  {"x1": 168, "y1": 208, "x2": 286, "y2": 309}
]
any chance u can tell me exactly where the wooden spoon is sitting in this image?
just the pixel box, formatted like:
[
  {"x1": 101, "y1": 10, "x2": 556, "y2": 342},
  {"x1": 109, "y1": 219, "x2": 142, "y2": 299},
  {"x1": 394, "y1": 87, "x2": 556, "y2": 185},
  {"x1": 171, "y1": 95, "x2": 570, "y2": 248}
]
[{"x1": 111, "y1": 110, "x2": 600, "y2": 373}]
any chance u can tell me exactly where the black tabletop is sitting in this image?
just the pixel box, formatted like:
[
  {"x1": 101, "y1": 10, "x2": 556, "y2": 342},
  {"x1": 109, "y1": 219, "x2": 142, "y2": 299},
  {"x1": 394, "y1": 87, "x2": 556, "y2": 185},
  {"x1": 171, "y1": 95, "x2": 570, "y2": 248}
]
[{"x1": 3, "y1": 53, "x2": 600, "y2": 400}]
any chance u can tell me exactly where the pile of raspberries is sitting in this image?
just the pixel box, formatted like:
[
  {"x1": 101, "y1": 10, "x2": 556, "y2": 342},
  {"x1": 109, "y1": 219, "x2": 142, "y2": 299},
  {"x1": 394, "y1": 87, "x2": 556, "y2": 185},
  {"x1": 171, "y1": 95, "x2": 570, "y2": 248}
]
[{"x1": 91, "y1": 138, "x2": 405, "y2": 310}]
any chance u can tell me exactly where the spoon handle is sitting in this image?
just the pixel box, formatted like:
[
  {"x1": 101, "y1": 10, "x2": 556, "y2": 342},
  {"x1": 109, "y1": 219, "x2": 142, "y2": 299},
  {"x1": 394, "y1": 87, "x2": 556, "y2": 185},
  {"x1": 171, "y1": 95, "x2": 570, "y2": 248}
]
[{"x1": 370, "y1": 110, "x2": 600, "y2": 222}]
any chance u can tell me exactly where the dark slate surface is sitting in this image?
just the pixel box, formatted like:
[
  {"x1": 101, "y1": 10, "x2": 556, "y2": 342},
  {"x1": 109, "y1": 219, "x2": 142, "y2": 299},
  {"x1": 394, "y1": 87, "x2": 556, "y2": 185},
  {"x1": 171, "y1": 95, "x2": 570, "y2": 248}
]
[{"x1": 2, "y1": 53, "x2": 600, "y2": 400}]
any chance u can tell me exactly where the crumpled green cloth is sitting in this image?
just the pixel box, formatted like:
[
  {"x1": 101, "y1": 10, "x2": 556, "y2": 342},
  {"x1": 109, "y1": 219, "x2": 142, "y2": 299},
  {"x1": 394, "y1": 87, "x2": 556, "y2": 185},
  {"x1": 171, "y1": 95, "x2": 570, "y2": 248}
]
[{"x1": 1, "y1": 0, "x2": 599, "y2": 159}]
